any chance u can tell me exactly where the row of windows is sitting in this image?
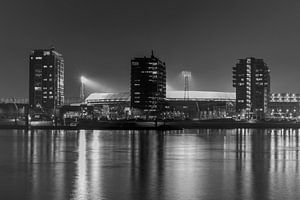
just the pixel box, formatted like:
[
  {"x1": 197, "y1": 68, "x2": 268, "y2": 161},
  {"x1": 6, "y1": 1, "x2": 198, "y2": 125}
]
[
  {"x1": 272, "y1": 97, "x2": 300, "y2": 100},
  {"x1": 34, "y1": 87, "x2": 42, "y2": 91},
  {"x1": 43, "y1": 65, "x2": 53, "y2": 68},
  {"x1": 148, "y1": 62, "x2": 157, "y2": 66},
  {"x1": 141, "y1": 71, "x2": 158, "y2": 74},
  {"x1": 43, "y1": 91, "x2": 53, "y2": 95},
  {"x1": 43, "y1": 96, "x2": 54, "y2": 99},
  {"x1": 255, "y1": 74, "x2": 264, "y2": 77},
  {"x1": 43, "y1": 78, "x2": 53, "y2": 81},
  {"x1": 271, "y1": 109, "x2": 297, "y2": 112},
  {"x1": 272, "y1": 94, "x2": 299, "y2": 97},
  {"x1": 43, "y1": 87, "x2": 53, "y2": 90}
]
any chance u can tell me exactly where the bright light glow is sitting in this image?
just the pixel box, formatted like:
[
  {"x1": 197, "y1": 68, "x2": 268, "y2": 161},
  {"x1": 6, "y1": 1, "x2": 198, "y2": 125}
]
[
  {"x1": 81, "y1": 76, "x2": 88, "y2": 84},
  {"x1": 181, "y1": 71, "x2": 192, "y2": 78},
  {"x1": 80, "y1": 76, "x2": 114, "y2": 93},
  {"x1": 166, "y1": 83, "x2": 175, "y2": 91}
]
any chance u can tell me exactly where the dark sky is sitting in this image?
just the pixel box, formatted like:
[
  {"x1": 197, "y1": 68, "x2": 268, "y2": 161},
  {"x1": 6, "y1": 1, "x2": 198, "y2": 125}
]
[{"x1": 1, "y1": 0, "x2": 300, "y2": 98}]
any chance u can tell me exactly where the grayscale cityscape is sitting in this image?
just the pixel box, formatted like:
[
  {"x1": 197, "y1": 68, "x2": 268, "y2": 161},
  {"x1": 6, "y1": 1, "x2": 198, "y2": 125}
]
[
  {"x1": 1, "y1": 1, "x2": 300, "y2": 200},
  {"x1": 0, "y1": 47, "x2": 298, "y2": 129}
]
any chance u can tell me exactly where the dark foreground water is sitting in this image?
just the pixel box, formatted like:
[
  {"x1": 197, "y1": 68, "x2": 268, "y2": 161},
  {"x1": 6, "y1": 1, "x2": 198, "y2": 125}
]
[{"x1": 0, "y1": 129, "x2": 300, "y2": 200}]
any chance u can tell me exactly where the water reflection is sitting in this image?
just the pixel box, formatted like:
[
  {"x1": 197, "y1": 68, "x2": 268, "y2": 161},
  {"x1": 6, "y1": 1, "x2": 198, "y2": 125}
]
[{"x1": 1, "y1": 129, "x2": 300, "y2": 199}]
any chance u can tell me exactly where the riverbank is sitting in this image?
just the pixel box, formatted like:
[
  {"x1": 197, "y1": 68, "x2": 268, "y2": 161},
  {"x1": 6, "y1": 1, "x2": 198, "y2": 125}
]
[{"x1": 1, "y1": 120, "x2": 300, "y2": 130}]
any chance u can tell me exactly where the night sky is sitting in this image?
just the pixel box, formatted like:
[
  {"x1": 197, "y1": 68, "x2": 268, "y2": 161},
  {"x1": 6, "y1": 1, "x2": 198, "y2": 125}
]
[{"x1": 1, "y1": 0, "x2": 300, "y2": 98}]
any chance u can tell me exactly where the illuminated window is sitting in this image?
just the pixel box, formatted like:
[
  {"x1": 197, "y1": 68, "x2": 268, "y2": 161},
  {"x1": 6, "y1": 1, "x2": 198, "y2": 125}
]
[
  {"x1": 132, "y1": 61, "x2": 139, "y2": 66},
  {"x1": 35, "y1": 57, "x2": 42, "y2": 60}
]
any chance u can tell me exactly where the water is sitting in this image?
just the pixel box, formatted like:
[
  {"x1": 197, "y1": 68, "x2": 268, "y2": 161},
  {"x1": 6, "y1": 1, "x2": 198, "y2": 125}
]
[{"x1": 0, "y1": 129, "x2": 300, "y2": 200}]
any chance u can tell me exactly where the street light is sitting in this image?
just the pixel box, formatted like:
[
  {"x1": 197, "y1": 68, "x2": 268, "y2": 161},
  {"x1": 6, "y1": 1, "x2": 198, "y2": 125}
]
[
  {"x1": 80, "y1": 76, "x2": 87, "y2": 101},
  {"x1": 81, "y1": 76, "x2": 87, "y2": 84},
  {"x1": 181, "y1": 71, "x2": 192, "y2": 100},
  {"x1": 181, "y1": 71, "x2": 192, "y2": 78}
]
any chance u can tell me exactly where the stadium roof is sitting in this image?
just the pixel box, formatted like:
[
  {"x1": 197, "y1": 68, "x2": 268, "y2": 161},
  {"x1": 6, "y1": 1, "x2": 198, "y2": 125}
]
[
  {"x1": 86, "y1": 92, "x2": 130, "y2": 103},
  {"x1": 167, "y1": 91, "x2": 235, "y2": 100},
  {"x1": 85, "y1": 91, "x2": 235, "y2": 103}
]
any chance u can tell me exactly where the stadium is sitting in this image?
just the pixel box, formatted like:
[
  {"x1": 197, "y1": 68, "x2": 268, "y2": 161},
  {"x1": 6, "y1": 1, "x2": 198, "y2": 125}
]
[{"x1": 84, "y1": 91, "x2": 236, "y2": 120}]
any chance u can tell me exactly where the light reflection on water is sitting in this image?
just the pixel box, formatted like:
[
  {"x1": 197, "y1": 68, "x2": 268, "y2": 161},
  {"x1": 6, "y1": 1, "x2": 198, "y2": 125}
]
[{"x1": 0, "y1": 129, "x2": 300, "y2": 200}]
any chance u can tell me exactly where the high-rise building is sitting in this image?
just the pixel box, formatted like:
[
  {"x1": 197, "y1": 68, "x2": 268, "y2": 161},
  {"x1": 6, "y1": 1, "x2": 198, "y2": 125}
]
[
  {"x1": 29, "y1": 47, "x2": 64, "y2": 113},
  {"x1": 233, "y1": 57, "x2": 270, "y2": 119},
  {"x1": 131, "y1": 51, "x2": 166, "y2": 118}
]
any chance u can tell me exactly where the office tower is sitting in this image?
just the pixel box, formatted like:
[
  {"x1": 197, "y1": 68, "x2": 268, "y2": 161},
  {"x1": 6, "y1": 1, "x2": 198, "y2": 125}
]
[
  {"x1": 131, "y1": 51, "x2": 166, "y2": 118},
  {"x1": 233, "y1": 57, "x2": 270, "y2": 119},
  {"x1": 29, "y1": 47, "x2": 64, "y2": 113}
]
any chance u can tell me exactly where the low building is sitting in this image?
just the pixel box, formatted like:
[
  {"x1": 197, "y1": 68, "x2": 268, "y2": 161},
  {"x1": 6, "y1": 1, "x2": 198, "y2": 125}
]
[
  {"x1": 269, "y1": 93, "x2": 300, "y2": 119},
  {"x1": 60, "y1": 104, "x2": 94, "y2": 125},
  {"x1": 85, "y1": 91, "x2": 236, "y2": 120}
]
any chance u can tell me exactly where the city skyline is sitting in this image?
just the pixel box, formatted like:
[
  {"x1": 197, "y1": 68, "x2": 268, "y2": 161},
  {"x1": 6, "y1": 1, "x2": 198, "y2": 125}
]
[{"x1": 1, "y1": 0, "x2": 300, "y2": 98}]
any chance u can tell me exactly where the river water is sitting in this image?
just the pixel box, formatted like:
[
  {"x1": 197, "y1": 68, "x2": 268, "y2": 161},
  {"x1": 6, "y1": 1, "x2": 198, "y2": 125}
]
[{"x1": 0, "y1": 129, "x2": 300, "y2": 200}]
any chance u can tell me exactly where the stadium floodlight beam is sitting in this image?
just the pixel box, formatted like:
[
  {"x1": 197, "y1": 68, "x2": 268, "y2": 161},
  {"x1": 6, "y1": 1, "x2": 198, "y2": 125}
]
[
  {"x1": 80, "y1": 76, "x2": 87, "y2": 101},
  {"x1": 181, "y1": 71, "x2": 192, "y2": 100},
  {"x1": 81, "y1": 76, "x2": 87, "y2": 84},
  {"x1": 181, "y1": 71, "x2": 192, "y2": 78}
]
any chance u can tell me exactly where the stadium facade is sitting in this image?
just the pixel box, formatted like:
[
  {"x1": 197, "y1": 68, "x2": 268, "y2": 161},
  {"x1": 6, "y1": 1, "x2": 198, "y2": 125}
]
[{"x1": 84, "y1": 91, "x2": 236, "y2": 120}]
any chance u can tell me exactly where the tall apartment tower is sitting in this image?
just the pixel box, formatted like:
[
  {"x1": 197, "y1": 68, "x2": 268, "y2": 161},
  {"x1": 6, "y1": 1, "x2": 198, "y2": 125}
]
[
  {"x1": 131, "y1": 51, "x2": 166, "y2": 118},
  {"x1": 233, "y1": 57, "x2": 270, "y2": 119},
  {"x1": 29, "y1": 47, "x2": 64, "y2": 113}
]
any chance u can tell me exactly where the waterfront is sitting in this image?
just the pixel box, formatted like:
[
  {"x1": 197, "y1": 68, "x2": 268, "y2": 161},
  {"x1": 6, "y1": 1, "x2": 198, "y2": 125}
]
[{"x1": 1, "y1": 129, "x2": 300, "y2": 200}]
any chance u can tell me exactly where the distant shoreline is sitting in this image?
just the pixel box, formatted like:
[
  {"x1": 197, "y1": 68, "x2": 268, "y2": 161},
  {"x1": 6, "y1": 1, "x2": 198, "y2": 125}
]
[{"x1": 1, "y1": 121, "x2": 300, "y2": 130}]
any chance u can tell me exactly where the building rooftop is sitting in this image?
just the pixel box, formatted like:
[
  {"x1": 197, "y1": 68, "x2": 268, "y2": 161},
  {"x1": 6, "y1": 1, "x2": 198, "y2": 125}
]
[
  {"x1": 86, "y1": 92, "x2": 130, "y2": 103},
  {"x1": 85, "y1": 91, "x2": 236, "y2": 104},
  {"x1": 167, "y1": 91, "x2": 236, "y2": 101}
]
